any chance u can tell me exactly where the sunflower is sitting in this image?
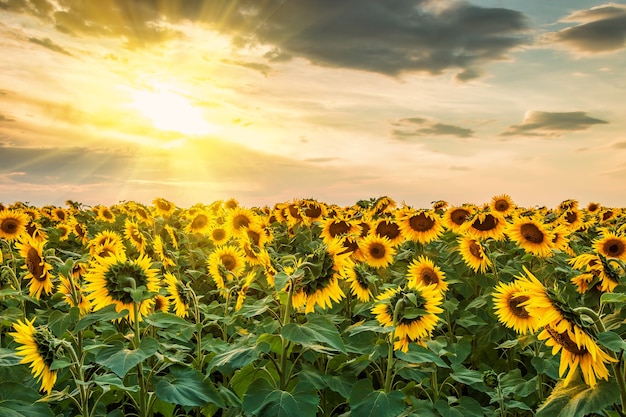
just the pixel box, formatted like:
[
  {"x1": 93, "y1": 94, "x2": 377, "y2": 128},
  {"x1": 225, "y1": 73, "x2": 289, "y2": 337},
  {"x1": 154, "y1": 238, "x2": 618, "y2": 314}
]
[
  {"x1": 373, "y1": 196, "x2": 396, "y2": 216},
  {"x1": 96, "y1": 206, "x2": 116, "y2": 223},
  {"x1": 344, "y1": 263, "x2": 375, "y2": 302},
  {"x1": 227, "y1": 207, "x2": 258, "y2": 237},
  {"x1": 25, "y1": 221, "x2": 47, "y2": 243},
  {"x1": 371, "y1": 283, "x2": 443, "y2": 352},
  {"x1": 514, "y1": 266, "x2": 566, "y2": 328},
  {"x1": 57, "y1": 223, "x2": 71, "y2": 241},
  {"x1": 569, "y1": 253, "x2": 620, "y2": 293},
  {"x1": 88, "y1": 230, "x2": 124, "y2": 255},
  {"x1": 58, "y1": 272, "x2": 91, "y2": 315},
  {"x1": 235, "y1": 271, "x2": 256, "y2": 311},
  {"x1": 52, "y1": 208, "x2": 68, "y2": 223},
  {"x1": 208, "y1": 224, "x2": 230, "y2": 246},
  {"x1": 9, "y1": 318, "x2": 58, "y2": 394},
  {"x1": 207, "y1": 245, "x2": 246, "y2": 290},
  {"x1": 133, "y1": 204, "x2": 154, "y2": 226},
  {"x1": 153, "y1": 235, "x2": 175, "y2": 268},
  {"x1": 559, "y1": 209, "x2": 584, "y2": 231},
  {"x1": 239, "y1": 225, "x2": 268, "y2": 266},
  {"x1": 550, "y1": 225, "x2": 574, "y2": 255},
  {"x1": 69, "y1": 219, "x2": 89, "y2": 245},
  {"x1": 185, "y1": 210, "x2": 212, "y2": 234},
  {"x1": 457, "y1": 235, "x2": 492, "y2": 273},
  {"x1": 506, "y1": 216, "x2": 554, "y2": 257},
  {"x1": 152, "y1": 294, "x2": 170, "y2": 313},
  {"x1": 124, "y1": 219, "x2": 146, "y2": 254},
  {"x1": 600, "y1": 208, "x2": 617, "y2": 224},
  {"x1": 15, "y1": 236, "x2": 54, "y2": 299},
  {"x1": 0, "y1": 209, "x2": 29, "y2": 241},
  {"x1": 490, "y1": 194, "x2": 516, "y2": 216},
  {"x1": 319, "y1": 216, "x2": 357, "y2": 244},
  {"x1": 359, "y1": 234, "x2": 396, "y2": 269},
  {"x1": 152, "y1": 197, "x2": 176, "y2": 217},
  {"x1": 374, "y1": 218, "x2": 404, "y2": 246},
  {"x1": 407, "y1": 255, "x2": 447, "y2": 294},
  {"x1": 462, "y1": 211, "x2": 507, "y2": 241},
  {"x1": 164, "y1": 272, "x2": 191, "y2": 318},
  {"x1": 164, "y1": 225, "x2": 179, "y2": 250},
  {"x1": 492, "y1": 281, "x2": 539, "y2": 334},
  {"x1": 586, "y1": 202, "x2": 601, "y2": 214},
  {"x1": 397, "y1": 208, "x2": 444, "y2": 244},
  {"x1": 299, "y1": 199, "x2": 327, "y2": 225},
  {"x1": 84, "y1": 252, "x2": 160, "y2": 323},
  {"x1": 443, "y1": 205, "x2": 476, "y2": 234},
  {"x1": 593, "y1": 231, "x2": 626, "y2": 261},
  {"x1": 224, "y1": 198, "x2": 239, "y2": 210},
  {"x1": 538, "y1": 320, "x2": 616, "y2": 387}
]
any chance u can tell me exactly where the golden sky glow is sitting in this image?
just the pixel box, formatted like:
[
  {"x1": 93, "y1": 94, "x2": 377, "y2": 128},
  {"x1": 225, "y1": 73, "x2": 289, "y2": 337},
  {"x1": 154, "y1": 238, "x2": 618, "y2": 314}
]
[{"x1": 1, "y1": 1, "x2": 625, "y2": 208}]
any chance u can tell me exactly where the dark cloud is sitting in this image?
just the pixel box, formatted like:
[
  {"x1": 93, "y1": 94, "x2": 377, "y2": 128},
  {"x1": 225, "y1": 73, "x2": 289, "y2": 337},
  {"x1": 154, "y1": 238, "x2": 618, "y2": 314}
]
[
  {"x1": 220, "y1": 58, "x2": 271, "y2": 76},
  {"x1": 2, "y1": 0, "x2": 530, "y2": 79},
  {"x1": 501, "y1": 111, "x2": 608, "y2": 137},
  {"x1": 391, "y1": 117, "x2": 474, "y2": 140},
  {"x1": 28, "y1": 36, "x2": 73, "y2": 56},
  {"x1": 545, "y1": 4, "x2": 626, "y2": 53}
]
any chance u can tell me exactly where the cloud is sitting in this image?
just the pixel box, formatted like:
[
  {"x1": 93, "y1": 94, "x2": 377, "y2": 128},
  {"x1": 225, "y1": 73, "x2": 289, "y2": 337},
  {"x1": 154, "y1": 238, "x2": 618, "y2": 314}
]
[
  {"x1": 501, "y1": 111, "x2": 608, "y2": 137},
  {"x1": 221, "y1": 58, "x2": 272, "y2": 76},
  {"x1": 544, "y1": 3, "x2": 626, "y2": 53},
  {"x1": 612, "y1": 141, "x2": 626, "y2": 149},
  {"x1": 391, "y1": 117, "x2": 474, "y2": 140},
  {"x1": 0, "y1": 114, "x2": 15, "y2": 121},
  {"x1": 2, "y1": 0, "x2": 530, "y2": 79},
  {"x1": 28, "y1": 36, "x2": 73, "y2": 56}
]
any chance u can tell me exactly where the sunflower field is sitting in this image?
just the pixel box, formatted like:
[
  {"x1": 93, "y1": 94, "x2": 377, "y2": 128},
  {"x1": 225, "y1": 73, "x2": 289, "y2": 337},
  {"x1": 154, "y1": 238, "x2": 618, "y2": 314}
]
[{"x1": 1, "y1": 196, "x2": 626, "y2": 417}]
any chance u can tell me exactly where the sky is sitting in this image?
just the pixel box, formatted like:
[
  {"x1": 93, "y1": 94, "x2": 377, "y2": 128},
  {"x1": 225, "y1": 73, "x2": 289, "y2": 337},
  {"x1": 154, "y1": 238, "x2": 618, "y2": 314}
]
[{"x1": 1, "y1": 0, "x2": 625, "y2": 209}]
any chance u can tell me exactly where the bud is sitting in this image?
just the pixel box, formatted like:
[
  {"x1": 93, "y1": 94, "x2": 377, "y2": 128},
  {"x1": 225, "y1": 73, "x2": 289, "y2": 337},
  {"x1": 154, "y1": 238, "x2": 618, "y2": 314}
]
[{"x1": 483, "y1": 370, "x2": 499, "y2": 388}]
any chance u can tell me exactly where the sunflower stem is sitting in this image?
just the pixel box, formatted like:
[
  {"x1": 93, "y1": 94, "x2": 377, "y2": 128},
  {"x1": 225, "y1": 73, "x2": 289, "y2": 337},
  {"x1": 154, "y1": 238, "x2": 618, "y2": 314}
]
[
  {"x1": 384, "y1": 297, "x2": 404, "y2": 393},
  {"x1": 279, "y1": 276, "x2": 296, "y2": 390}
]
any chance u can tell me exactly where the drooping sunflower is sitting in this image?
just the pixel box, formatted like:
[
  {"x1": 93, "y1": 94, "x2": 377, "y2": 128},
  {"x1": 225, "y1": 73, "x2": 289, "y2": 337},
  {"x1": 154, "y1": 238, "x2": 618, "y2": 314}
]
[
  {"x1": 506, "y1": 216, "x2": 555, "y2": 257},
  {"x1": 538, "y1": 319, "x2": 616, "y2": 387},
  {"x1": 239, "y1": 224, "x2": 268, "y2": 266},
  {"x1": 15, "y1": 236, "x2": 54, "y2": 299},
  {"x1": 569, "y1": 253, "x2": 621, "y2": 293},
  {"x1": 164, "y1": 272, "x2": 191, "y2": 318},
  {"x1": 490, "y1": 194, "x2": 516, "y2": 216},
  {"x1": 492, "y1": 281, "x2": 539, "y2": 334},
  {"x1": 235, "y1": 271, "x2": 256, "y2": 311},
  {"x1": 69, "y1": 219, "x2": 89, "y2": 245},
  {"x1": 207, "y1": 245, "x2": 246, "y2": 290},
  {"x1": 58, "y1": 271, "x2": 91, "y2": 315},
  {"x1": 96, "y1": 205, "x2": 116, "y2": 223},
  {"x1": 185, "y1": 210, "x2": 212, "y2": 235},
  {"x1": 152, "y1": 197, "x2": 176, "y2": 217},
  {"x1": 407, "y1": 255, "x2": 447, "y2": 294},
  {"x1": 84, "y1": 252, "x2": 160, "y2": 323},
  {"x1": 25, "y1": 221, "x2": 47, "y2": 243},
  {"x1": 457, "y1": 235, "x2": 492, "y2": 273},
  {"x1": 153, "y1": 235, "x2": 175, "y2": 268},
  {"x1": 462, "y1": 211, "x2": 507, "y2": 241},
  {"x1": 343, "y1": 263, "x2": 376, "y2": 302},
  {"x1": 550, "y1": 224, "x2": 574, "y2": 255},
  {"x1": 371, "y1": 283, "x2": 443, "y2": 352},
  {"x1": 164, "y1": 224, "x2": 179, "y2": 250},
  {"x1": 374, "y1": 218, "x2": 404, "y2": 247},
  {"x1": 9, "y1": 318, "x2": 58, "y2": 394},
  {"x1": 397, "y1": 208, "x2": 444, "y2": 244},
  {"x1": 359, "y1": 234, "x2": 396, "y2": 269},
  {"x1": 373, "y1": 196, "x2": 396, "y2": 216},
  {"x1": 124, "y1": 219, "x2": 146, "y2": 254},
  {"x1": 0, "y1": 209, "x2": 29, "y2": 241},
  {"x1": 593, "y1": 231, "x2": 626, "y2": 261},
  {"x1": 443, "y1": 205, "x2": 476, "y2": 234}
]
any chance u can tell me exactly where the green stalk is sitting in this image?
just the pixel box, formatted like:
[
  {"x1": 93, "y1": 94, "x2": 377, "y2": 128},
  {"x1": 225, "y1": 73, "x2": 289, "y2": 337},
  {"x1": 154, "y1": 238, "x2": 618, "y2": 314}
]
[
  {"x1": 65, "y1": 340, "x2": 90, "y2": 417},
  {"x1": 384, "y1": 298, "x2": 404, "y2": 393},
  {"x1": 279, "y1": 279, "x2": 295, "y2": 390}
]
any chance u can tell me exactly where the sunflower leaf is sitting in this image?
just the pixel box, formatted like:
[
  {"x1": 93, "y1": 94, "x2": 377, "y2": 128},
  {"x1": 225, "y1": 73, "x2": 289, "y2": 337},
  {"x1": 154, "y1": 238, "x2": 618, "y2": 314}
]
[
  {"x1": 95, "y1": 337, "x2": 159, "y2": 378},
  {"x1": 282, "y1": 314, "x2": 347, "y2": 354},
  {"x1": 536, "y1": 379, "x2": 619, "y2": 417},
  {"x1": 349, "y1": 379, "x2": 405, "y2": 417},
  {"x1": 75, "y1": 304, "x2": 128, "y2": 332},
  {"x1": 242, "y1": 378, "x2": 319, "y2": 417},
  {"x1": 154, "y1": 366, "x2": 223, "y2": 408}
]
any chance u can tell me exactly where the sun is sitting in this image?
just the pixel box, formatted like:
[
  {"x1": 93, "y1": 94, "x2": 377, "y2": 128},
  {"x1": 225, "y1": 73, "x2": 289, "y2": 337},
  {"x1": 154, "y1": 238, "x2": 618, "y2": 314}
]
[{"x1": 129, "y1": 84, "x2": 215, "y2": 136}]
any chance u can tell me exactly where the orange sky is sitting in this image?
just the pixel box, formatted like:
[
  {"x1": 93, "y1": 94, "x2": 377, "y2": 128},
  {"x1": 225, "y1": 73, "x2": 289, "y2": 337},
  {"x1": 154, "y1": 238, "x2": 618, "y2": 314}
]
[{"x1": 1, "y1": 1, "x2": 625, "y2": 209}]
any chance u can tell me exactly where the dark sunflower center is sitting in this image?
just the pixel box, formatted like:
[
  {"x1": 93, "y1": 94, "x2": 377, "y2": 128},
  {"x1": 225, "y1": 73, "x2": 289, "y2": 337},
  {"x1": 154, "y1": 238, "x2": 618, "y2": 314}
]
[
  {"x1": 451, "y1": 209, "x2": 470, "y2": 225},
  {"x1": 603, "y1": 239, "x2": 624, "y2": 258},
  {"x1": 233, "y1": 214, "x2": 250, "y2": 229},
  {"x1": 212, "y1": 228, "x2": 226, "y2": 241},
  {"x1": 74, "y1": 223, "x2": 85, "y2": 238},
  {"x1": 520, "y1": 223, "x2": 544, "y2": 243},
  {"x1": 376, "y1": 221, "x2": 400, "y2": 240},
  {"x1": 508, "y1": 295, "x2": 530, "y2": 318},
  {"x1": 103, "y1": 210, "x2": 113, "y2": 219},
  {"x1": 544, "y1": 324, "x2": 588, "y2": 356},
  {"x1": 157, "y1": 201, "x2": 171, "y2": 211},
  {"x1": 358, "y1": 222, "x2": 371, "y2": 238},
  {"x1": 104, "y1": 262, "x2": 149, "y2": 304},
  {"x1": 565, "y1": 211, "x2": 578, "y2": 224},
  {"x1": 26, "y1": 247, "x2": 46, "y2": 282},
  {"x1": 472, "y1": 214, "x2": 497, "y2": 231},
  {"x1": 154, "y1": 296, "x2": 166, "y2": 311},
  {"x1": 409, "y1": 213, "x2": 434, "y2": 232},
  {"x1": 421, "y1": 268, "x2": 438, "y2": 285},
  {"x1": 55, "y1": 210, "x2": 66, "y2": 221},
  {"x1": 304, "y1": 205, "x2": 322, "y2": 218},
  {"x1": 602, "y1": 210, "x2": 613, "y2": 221},
  {"x1": 588, "y1": 203, "x2": 599, "y2": 212},
  {"x1": 1, "y1": 218, "x2": 19, "y2": 234},
  {"x1": 468, "y1": 241, "x2": 483, "y2": 259},
  {"x1": 191, "y1": 215, "x2": 208, "y2": 229},
  {"x1": 338, "y1": 238, "x2": 359, "y2": 256},
  {"x1": 221, "y1": 254, "x2": 237, "y2": 271},
  {"x1": 329, "y1": 220, "x2": 351, "y2": 237},
  {"x1": 369, "y1": 242, "x2": 386, "y2": 259},
  {"x1": 288, "y1": 205, "x2": 302, "y2": 220},
  {"x1": 494, "y1": 200, "x2": 509, "y2": 212},
  {"x1": 97, "y1": 247, "x2": 115, "y2": 258},
  {"x1": 247, "y1": 230, "x2": 261, "y2": 246}
]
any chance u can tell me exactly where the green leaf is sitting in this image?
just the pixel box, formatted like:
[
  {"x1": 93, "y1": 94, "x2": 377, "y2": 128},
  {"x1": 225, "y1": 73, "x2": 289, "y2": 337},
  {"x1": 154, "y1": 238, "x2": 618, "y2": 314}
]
[
  {"x1": 95, "y1": 337, "x2": 159, "y2": 378},
  {"x1": 282, "y1": 314, "x2": 346, "y2": 354},
  {"x1": 449, "y1": 363, "x2": 485, "y2": 388},
  {"x1": 208, "y1": 342, "x2": 270, "y2": 374},
  {"x1": 597, "y1": 331, "x2": 626, "y2": 352},
  {"x1": 274, "y1": 271, "x2": 290, "y2": 291},
  {"x1": 0, "y1": 348, "x2": 22, "y2": 366},
  {"x1": 48, "y1": 307, "x2": 80, "y2": 337},
  {"x1": 0, "y1": 383, "x2": 54, "y2": 417},
  {"x1": 600, "y1": 293, "x2": 626, "y2": 306},
  {"x1": 349, "y1": 379, "x2": 405, "y2": 417},
  {"x1": 75, "y1": 304, "x2": 128, "y2": 332},
  {"x1": 344, "y1": 320, "x2": 395, "y2": 335},
  {"x1": 536, "y1": 379, "x2": 620, "y2": 417},
  {"x1": 155, "y1": 366, "x2": 224, "y2": 408},
  {"x1": 49, "y1": 358, "x2": 72, "y2": 371},
  {"x1": 144, "y1": 312, "x2": 194, "y2": 329},
  {"x1": 243, "y1": 378, "x2": 319, "y2": 417},
  {"x1": 93, "y1": 373, "x2": 139, "y2": 392},
  {"x1": 395, "y1": 344, "x2": 449, "y2": 368}
]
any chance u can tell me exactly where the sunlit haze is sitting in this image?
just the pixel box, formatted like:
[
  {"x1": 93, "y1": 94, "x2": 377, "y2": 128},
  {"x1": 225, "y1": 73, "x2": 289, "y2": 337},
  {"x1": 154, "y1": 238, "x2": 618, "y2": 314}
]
[{"x1": 1, "y1": 0, "x2": 625, "y2": 209}]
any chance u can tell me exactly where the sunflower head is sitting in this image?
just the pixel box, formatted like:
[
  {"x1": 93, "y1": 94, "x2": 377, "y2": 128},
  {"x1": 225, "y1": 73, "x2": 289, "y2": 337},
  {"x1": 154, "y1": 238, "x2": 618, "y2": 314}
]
[
  {"x1": 397, "y1": 208, "x2": 444, "y2": 244},
  {"x1": 490, "y1": 194, "x2": 515, "y2": 215},
  {"x1": 359, "y1": 234, "x2": 396, "y2": 269},
  {"x1": 0, "y1": 209, "x2": 29, "y2": 241},
  {"x1": 593, "y1": 232, "x2": 626, "y2": 261}
]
